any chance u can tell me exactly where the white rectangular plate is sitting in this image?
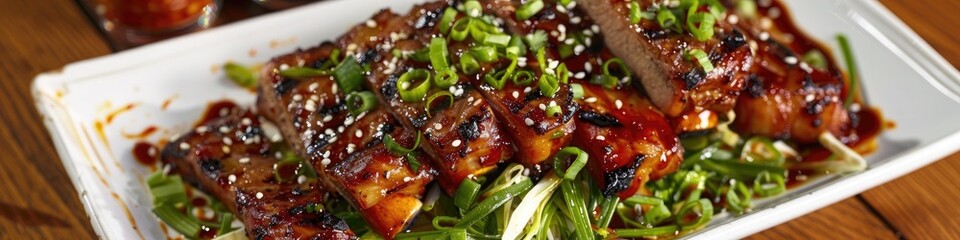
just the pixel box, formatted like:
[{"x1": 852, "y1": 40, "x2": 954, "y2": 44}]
[{"x1": 31, "y1": 0, "x2": 960, "y2": 239}]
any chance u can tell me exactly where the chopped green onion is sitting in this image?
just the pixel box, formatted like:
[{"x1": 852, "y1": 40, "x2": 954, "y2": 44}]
[
  {"x1": 463, "y1": 0, "x2": 482, "y2": 17},
  {"x1": 217, "y1": 212, "x2": 235, "y2": 235},
  {"x1": 470, "y1": 46, "x2": 499, "y2": 63},
  {"x1": 429, "y1": 38, "x2": 450, "y2": 71},
  {"x1": 556, "y1": 63, "x2": 570, "y2": 84},
  {"x1": 538, "y1": 74, "x2": 560, "y2": 98},
  {"x1": 439, "y1": 7, "x2": 458, "y2": 34},
  {"x1": 680, "y1": 135, "x2": 709, "y2": 152},
  {"x1": 754, "y1": 171, "x2": 786, "y2": 197},
  {"x1": 837, "y1": 34, "x2": 858, "y2": 108},
  {"x1": 223, "y1": 62, "x2": 257, "y2": 88},
  {"x1": 675, "y1": 198, "x2": 714, "y2": 230},
  {"x1": 383, "y1": 131, "x2": 423, "y2": 171},
  {"x1": 686, "y1": 49, "x2": 714, "y2": 73},
  {"x1": 512, "y1": 70, "x2": 535, "y2": 86},
  {"x1": 147, "y1": 171, "x2": 188, "y2": 206},
  {"x1": 346, "y1": 91, "x2": 378, "y2": 117},
  {"x1": 553, "y1": 147, "x2": 590, "y2": 181},
  {"x1": 432, "y1": 216, "x2": 460, "y2": 230},
  {"x1": 484, "y1": 56, "x2": 517, "y2": 90},
  {"x1": 736, "y1": 0, "x2": 758, "y2": 19},
  {"x1": 483, "y1": 34, "x2": 512, "y2": 47},
  {"x1": 741, "y1": 136, "x2": 785, "y2": 166},
  {"x1": 508, "y1": 34, "x2": 527, "y2": 56},
  {"x1": 397, "y1": 69, "x2": 433, "y2": 102},
  {"x1": 802, "y1": 50, "x2": 828, "y2": 70},
  {"x1": 628, "y1": 1, "x2": 643, "y2": 24},
  {"x1": 725, "y1": 180, "x2": 752, "y2": 214},
  {"x1": 433, "y1": 68, "x2": 459, "y2": 88},
  {"x1": 459, "y1": 53, "x2": 480, "y2": 74},
  {"x1": 601, "y1": 58, "x2": 631, "y2": 88},
  {"x1": 560, "y1": 175, "x2": 594, "y2": 240},
  {"x1": 656, "y1": 9, "x2": 677, "y2": 31},
  {"x1": 410, "y1": 48, "x2": 431, "y2": 62},
  {"x1": 333, "y1": 56, "x2": 364, "y2": 94},
  {"x1": 516, "y1": 0, "x2": 544, "y2": 20},
  {"x1": 698, "y1": 158, "x2": 785, "y2": 182},
  {"x1": 454, "y1": 179, "x2": 482, "y2": 211},
  {"x1": 425, "y1": 91, "x2": 455, "y2": 117},
  {"x1": 545, "y1": 105, "x2": 562, "y2": 118},
  {"x1": 614, "y1": 226, "x2": 679, "y2": 238},
  {"x1": 687, "y1": 11, "x2": 716, "y2": 41},
  {"x1": 570, "y1": 83, "x2": 585, "y2": 99},
  {"x1": 153, "y1": 204, "x2": 202, "y2": 238},
  {"x1": 451, "y1": 18, "x2": 472, "y2": 41},
  {"x1": 524, "y1": 30, "x2": 548, "y2": 52},
  {"x1": 455, "y1": 179, "x2": 533, "y2": 228},
  {"x1": 597, "y1": 196, "x2": 620, "y2": 231},
  {"x1": 280, "y1": 67, "x2": 330, "y2": 79}
]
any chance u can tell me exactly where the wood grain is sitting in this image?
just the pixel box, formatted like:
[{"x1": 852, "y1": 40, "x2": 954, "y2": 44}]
[{"x1": 0, "y1": 0, "x2": 956, "y2": 239}]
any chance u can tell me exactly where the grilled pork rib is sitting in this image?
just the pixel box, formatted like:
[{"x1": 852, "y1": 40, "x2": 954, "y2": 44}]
[
  {"x1": 484, "y1": 0, "x2": 683, "y2": 197},
  {"x1": 578, "y1": 0, "x2": 753, "y2": 119},
  {"x1": 341, "y1": 3, "x2": 515, "y2": 193},
  {"x1": 161, "y1": 109, "x2": 356, "y2": 240},
  {"x1": 256, "y1": 42, "x2": 435, "y2": 238}
]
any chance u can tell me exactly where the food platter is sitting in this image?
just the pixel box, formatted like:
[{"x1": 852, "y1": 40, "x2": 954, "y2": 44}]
[{"x1": 31, "y1": 0, "x2": 960, "y2": 239}]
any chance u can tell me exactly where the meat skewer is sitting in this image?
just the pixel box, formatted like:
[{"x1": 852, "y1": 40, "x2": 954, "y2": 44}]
[
  {"x1": 161, "y1": 109, "x2": 356, "y2": 239},
  {"x1": 256, "y1": 41, "x2": 435, "y2": 238}
]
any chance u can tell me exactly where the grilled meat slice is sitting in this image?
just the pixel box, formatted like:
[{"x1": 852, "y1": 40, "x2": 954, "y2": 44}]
[
  {"x1": 578, "y1": 0, "x2": 753, "y2": 118},
  {"x1": 487, "y1": 0, "x2": 683, "y2": 197},
  {"x1": 161, "y1": 109, "x2": 355, "y2": 240},
  {"x1": 728, "y1": 2, "x2": 850, "y2": 143},
  {"x1": 257, "y1": 41, "x2": 435, "y2": 238},
  {"x1": 338, "y1": 2, "x2": 514, "y2": 193}
]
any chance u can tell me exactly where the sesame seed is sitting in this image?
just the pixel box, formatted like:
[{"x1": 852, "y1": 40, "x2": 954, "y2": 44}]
[
  {"x1": 549, "y1": 101, "x2": 557, "y2": 106},
  {"x1": 784, "y1": 56, "x2": 799, "y2": 65},
  {"x1": 564, "y1": 38, "x2": 575, "y2": 45},
  {"x1": 147, "y1": 147, "x2": 157, "y2": 157},
  {"x1": 805, "y1": 94, "x2": 815, "y2": 102},
  {"x1": 279, "y1": 64, "x2": 290, "y2": 70},
  {"x1": 337, "y1": 126, "x2": 345, "y2": 133},
  {"x1": 596, "y1": 135, "x2": 606, "y2": 141},
  {"x1": 727, "y1": 14, "x2": 740, "y2": 25},
  {"x1": 574, "y1": 45, "x2": 585, "y2": 55},
  {"x1": 524, "y1": 118, "x2": 535, "y2": 126},
  {"x1": 292, "y1": 94, "x2": 303, "y2": 101},
  {"x1": 452, "y1": 139, "x2": 462, "y2": 147},
  {"x1": 222, "y1": 146, "x2": 231, "y2": 154},
  {"x1": 241, "y1": 118, "x2": 252, "y2": 125},
  {"x1": 403, "y1": 176, "x2": 413, "y2": 182},
  {"x1": 570, "y1": 17, "x2": 582, "y2": 24},
  {"x1": 323, "y1": 150, "x2": 331, "y2": 158},
  {"x1": 434, "y1": 123, "x2": 443, "y2": 130},
  {"x1": 239, "y1": 157, "x2": 250, "y2": 164},
  {"x1": 179, "y1": 142, "x2": 190, "y2": 150},
  {"x1": 759, "y1": 32, "x2": 770, "y2": 41},
  {"x1": 347, "y1": 143, "x2": 356, "y2": 154},
  {"x1": 512, "y1": 91, "x2": 520, "y2": 99},
  {"x1": 322, "y1": 115, "x2": 333, "y2": 122},
  {"x1": 305, "y1": 100, "x2": 317, "y2": 112},
  {"x1": 585, "y1": 97, "x2": 597, "y2": 103},
  {"x1": 591, "y1": 25, "x2": 600, "y2": 33},
  {"x1": 297, "y1": 175, "x2": 308, "y2": 184},
  {"x1": 355, "y1": 129, "x2": 363, "y2": 138},
  {"x1": 473, "y1": 99, "x2": 483, "y2": 106},
  {"x1": 256, "y1": 192, "x2": 263, "y2": 199},
  {"x1": 228, "y1": 174, "x2": 236, "y2": 183},
  {"x1": 325, "y1": 128, "x2": 335, "y2": 135},
  {"x1": 523, "y1": 87, "x2": 532, "y2": 93},
  {"x1": 219, "y1": 126, "x2": 231, "y2": 133},
  {"x1": 366, "y1": 20, "x2": 378, "y2": 28},
  {"x1": 309, "y1": 82, "x2": 320, "y2": 91},
  {"x1": 574, "y1": 72, "x2": 586, "y2": 79},
  {"x1": 615, "y1": 100, "x2": 623, "y2": 109},
  {"x1": 331, "y1": 83, "x2": 339, "y2": 94},
  {"x1": 539, "y1": 103, "x2": 547, "y2": 110},
  {"x1": 195, "y1": 126, "x2": 209, "y2": 134},
  {"x1": 321, "y1": 158, "x2": 331, "y2": 166},
  {"x1": 344, "y1": 116, "x2": 354, "y2": 126},
  {"x1": 223, "y1": 137, "x2": 233, "y2": 145},
  {"x1": 584, "y1": 62, "x2": 593, "y2": 73}
]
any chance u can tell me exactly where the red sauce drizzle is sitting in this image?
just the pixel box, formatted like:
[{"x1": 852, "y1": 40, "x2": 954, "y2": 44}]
[
  {"x1": 195, "y1": 101, "x2": 240, "y2": 127},
  {"x1": 132, "y1": 141, "x2": 159, "y2": 167}
]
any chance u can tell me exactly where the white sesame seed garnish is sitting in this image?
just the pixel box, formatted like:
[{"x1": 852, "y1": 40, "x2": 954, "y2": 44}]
[
  {"x1": 355, "y1": 129, "x2": 363, "y2": 138},
  {"x1": 219, "y1": 108, "x2": 229, "y2": 117},
  {"x1": 539, "y1": 103, "x2": 547, "y2": 110},
  {"x1": 297, "y1": 175, "x2": 308, "y2": 184},
  {"x1": 256, "y1": 192, "x2": 264, "y2": 199},
  {"x1": 337, "y1": 126, "x2": 345, "y2": 133},
  {"x1": 596, "y1": 135, "x2": 606, "y2": 141},
  {"x1": 322, "y1": 115, "x2": 333, "y2": 123},
  {"x1": 279, "y1": 64, "x2": 290, "y2": 70},
  {"x1": 219, "y1": 126, "x2": 231, "y2": 133},
  {"x1": 147, "y1": 147, "x2": 157, "y2": 157},
  {"x1": 228, "y1": 174, "x2": 237, "y2": 183},
  {"x1": 585, "y1": 97, "x2": 597, "y2": 103},
  {"x1": 434, "y1": 123, "x2": 443, "y2": 130},
  {"x1": 239, "y1": 157, "x2": 250, "y2": 164},
  {"x1": 305, "y1": 100, "x2": 317, "y2": 112},
  {"x1": 321, "y1": 158, "x2": 331, "y2": 166},
  {"x1": 452, "y1": 139, "x2": 462, "y2": 147},
  {"x1": 292, "y1": 94, "x2": 303, "y2": 101},
  {"x1": 179, "y1": 142, "x2": 190, "y2": 150},
  {"x1": 512, "y1": 91, "x2": 520, "y2": 99},
  {"x1": 222, "y1": 146, "x2": 231, "y2": 154},
  {"x1": 615, "y1": 100, "x2": 623, "y2": 109},
  {"x1": 564, "y1": 38, "x2": 575, "y2": 45},
  {"x1": 241, "y1": 118, "x2": 252, "y2": 126},
  {"x1": 344, "y1": 116, "x2": 354, "y2": 126},
  {"x1": 275, "y1": 152, "x2": 283, "y2": 159},
  {"x1": 347, "y1": 143, "x2": 356, "y2": 154},
  {"x1": 403, "y1": 176, "x2": 413, "y2": 182},
  {"x1": 574, "y1": 45, "x2": 585, "y2": 55},
  {"x1": 759, "y1": 32, "x2": 770, "y2": 41},
  {"x1": 523, "y1": 87, "x2": 532, "y2": 93},
  {"x1": 366, "y1": 20, "x2": 378, "y2": 28},
  {"x1": 570, "y1": 16, "x2": 582, "y2": 24},
  {"x1": 584, "y1": 62, "x2": 593, "y2": 73},
  {"x1": 309, "y1": 82, "x2": 320, "y2": 91},
  {"x1": 524, "y1": 118, "x2": 535, "y2": 126},
  {"x1": 727, "y1": 14, "x2": 740, "y2": 25},
  {"x1": 331, "y1": 83, "x2": 339, "y2": 94},
  {"x1": 223, "y1": 137, "x2": 233, "y2": 145},
  {"x1": 591, "y1": 25, "x2": 600, "y2": 33},
  {"x1": 784, "y1": 56, "x2": 799, "y2": 65},
  {"x1": 574, "y1": 72, "x2": 586, "y2": 79}
]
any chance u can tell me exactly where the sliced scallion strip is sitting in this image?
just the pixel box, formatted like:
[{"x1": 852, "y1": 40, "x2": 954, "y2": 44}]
[
  {"x1": 223, "y1": 62, "x2": 257, "y2": 88},
  {"x1": 657, "y1": 9, "x2": 677, "y2": 31},
  {"x1": 280, "y1": 67, "x2": 330, "y2": 79},
  {"x1": 508, "y1": 34, "x2": 527, "y2": 56},
  {"x1": 560, "y1": 176, "x2": 593, "y2": 240},
  {"x1": 153, "y1": 204, "x2": 202, "y2": 238},
  {"x1": 628, "y1": 1, "x2": 643, "y2": 24},
  {"x1": 538, "y1": 74, "x2": 560, "y2": 98},
  {"x1": 741, "y1": 136, "x2": 784, "y2": 166},
  {"x1": 383, "y1": 131, "x2": 423, "y2": 171},
  {"x1": 613, "y1": 226, "x2": 679, "y2": 238},
  {"x1": 516, "y1": 0, "x2": 544, "y2": 20},
  {"x1": 802, "y1": 50, "x2": 828, "y2": 70},
  {"x1": 837, "y1": 34, "x2": 858, "y2": 108},
  {"x1": 556, "y1": 63, "x2": 570, "y2": 84},
  {"x1": 687, "y1": 12, "x2": 716, "y2": 41},
  {"x1": 455, "y1": 179, "x2": 533, "y2": 228},
  {"x1": 676, "y1": 198, "x2": 714, "y2": 230},
  {"x1": 346, "y1": 91, "x2": 377, "y2": 117},
  {"x1": 553, "y1": 147, "x2": 589, "y2": 181},
  {"x1": 570, "y1": 83, "x2": 584, "y2": 99},
  {"x1": 596, "y1": 196, "x2": 620, "y2": 231},
  {"x1": 429, "y1": 38, "x2": 450, "y2": 71},
  {"x1": 483, "y1": 34, "x2": 512, "y2": 47},
  {"x1": 454, "y1": 179, "x2": 482, "y2": 211},
  {"x1": 686, "y1": 49, "x2": 715, "y2": 73},
  {"x1": 470, "y1": 46, "x2": 499, "y2": 63},
  {"x1": 753, "y1": 171, "x2": 786, "y2": 197},
  {"x1": 438, "y1": 7, "x2": 458, "y2": 34},
  {"x1": 451, "y1": 18, "x2": 472, "y2": 41},
  {"x1": 433, "y1": 68, "x2": 459, "y2": 88},
  {"x1": 333, "y1": 56, "x2": 364, "y2": 94},
  {"x1": 463, "y1": 0, "x2": 482, "y2": 17},
  {"x1": 545, "y1": 105, "x2": 562, "y2": 118},
  {"x1": 512, "y1": 70, "x2": 535, "y2": 86},
  {"x1": 397, "y1": 69, "x2": 432, "y2": 102},
  {"x1": 425, "y1": 91, "x2": 455, "y2": 117},
  {"x1": 459, "y1": 53, "x2": 480, "y2": 74},
  {"x1": 725, "y1": 180, "x2": 752, "y2": 214}
]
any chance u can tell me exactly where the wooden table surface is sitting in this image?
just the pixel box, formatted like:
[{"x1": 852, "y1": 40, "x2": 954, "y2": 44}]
[{"x1": 1, "y1": 0, "x2": 957, "y2": 239}]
